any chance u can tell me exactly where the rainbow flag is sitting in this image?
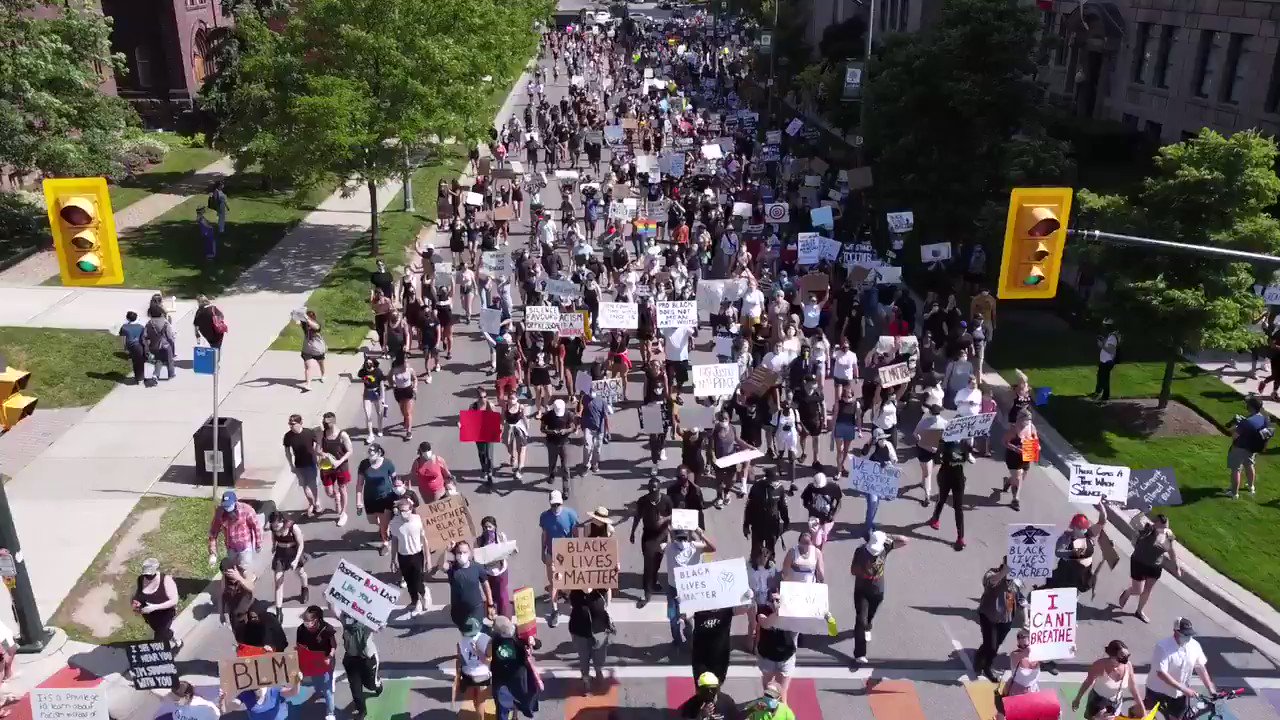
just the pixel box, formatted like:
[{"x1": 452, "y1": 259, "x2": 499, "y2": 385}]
[{"x1": 635, "y1": 219, "x2": 658, "y2": 236}]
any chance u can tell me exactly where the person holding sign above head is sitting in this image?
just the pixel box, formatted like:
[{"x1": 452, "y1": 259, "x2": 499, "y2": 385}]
[
  {"x1": 1045, "y1": 501, "x2": 1107, "y2": 597},
  {"x1": 1118, "y1": 513, "x2": 1181, "y2": 623},
  {"x1": 661, "y1": 528, "x2": 717, "y2": 648},
  {"x1": 849, "y1": 530, "x2": 910, "y2": 664},
  {"x1": 219, "y1": 672, "x2": 304, "y2": 720}
]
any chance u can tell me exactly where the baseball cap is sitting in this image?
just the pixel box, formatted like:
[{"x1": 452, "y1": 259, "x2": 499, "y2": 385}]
[
  {"x1": 1175, "y1": 617, "x2": 1196, "y2": 637},
  {"x1": 866, "y1": 530, "x2": 888, "y2": 556},
  {"x1": 141, "y1": 558, "x2": 160, "y2": 575},
  {"x1": 549, "y1": 489, "x2": 564, "y2": 506},
  {"x1": 553, "y1": 399, "x2": 567, "y2": 417},
  {"x1": 696, "y1": 672, "x2": 720, "y2": 688},
  {"x1": 220, "y1": 491, "x2": 237, "y2": 510}
]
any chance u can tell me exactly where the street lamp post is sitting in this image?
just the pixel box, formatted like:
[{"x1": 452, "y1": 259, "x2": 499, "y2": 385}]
[
  {"x1": 767, "y1": 0, "x2": 779, "y2": 117},
  {"x1": 856, "y1": 0, "x2": 875, "y2": 166}
]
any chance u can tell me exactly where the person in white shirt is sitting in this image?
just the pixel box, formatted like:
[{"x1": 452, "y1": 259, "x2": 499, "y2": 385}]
[
  {"x1": 801, "y1": 295, "x2": 822, "y2": 337},
  {"x1": 954, "y1": 373, "x2": 983, "y2": 416},
  {"x1": 1094, "y1": 319, "x2": 1120, "y2": 403},
  {"x1": 874, "y1": 394, "x2": 899, "y2": 448},
  {"x1": 662, "y1": 324, "x2": 695, "y2": 388},
  {"x1": 454, "y1": 618, "x2": 492, "y2": 720},
  {"x1": 1144, "y1": 617, "x2": 1216, "y2": 718},
  {"x1": 912, "y1": 404, "x2": 946, "y2": 504},
  {"x1": 170, "y1": 680, "x2": 221, "y2": 720},
  {"x1": 740, "y1": 280, "x2": 766, "y2": 335},
  {"x1": 831, "y1": 339, "x2": 859, "y2": 392},
  {"x1": 809, "y1": 333, "x2": 831, "y2": 385},
  {"x1": 389, "y1": 497, "x2": 430, "y2": 615}
]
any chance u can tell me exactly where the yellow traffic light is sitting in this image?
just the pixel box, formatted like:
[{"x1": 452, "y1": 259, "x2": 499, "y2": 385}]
[
  {"x1": 42, "y1": 177, "x2": 124, "y2": 286},
  {"x1": 0, "y1": 367, "x2": 36, "y2": 431},
  {"x1": 998, "y1": 187, "x2": 1072, "y2": 300}
]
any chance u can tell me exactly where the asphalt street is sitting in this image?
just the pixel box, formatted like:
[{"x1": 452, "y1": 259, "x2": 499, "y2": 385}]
[{"x1": 162, "y1": 21, "x2": 1280, "y2": 720}]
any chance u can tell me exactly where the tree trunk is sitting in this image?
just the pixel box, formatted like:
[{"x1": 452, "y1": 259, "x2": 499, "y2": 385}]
[
  {"x1": 1158, "y1": 356, "x2": 1177, "y2": 409},
  {"x1": 368, "y1": 179, "x2": 380, "y2": 256}
]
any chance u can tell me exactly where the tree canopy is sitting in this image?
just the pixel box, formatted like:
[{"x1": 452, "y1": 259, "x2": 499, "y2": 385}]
[{"x1": 0, "y1": 0, "x2": 136, "y2": 178}]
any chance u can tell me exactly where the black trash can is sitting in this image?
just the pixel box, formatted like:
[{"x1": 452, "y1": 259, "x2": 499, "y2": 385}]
[{"x1": 193, "y1": 416, "x2": 245, "y2": 486}]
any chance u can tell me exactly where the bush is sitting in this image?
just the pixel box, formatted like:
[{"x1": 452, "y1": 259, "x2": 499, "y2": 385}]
[
  {"x1": 184, "y1": 132, "x2": 207, "y2": 148},
  {"x1": 0, "y1": 191, "x2": 51, "y2": 256},
  {"x1": 116, "y1": 150, "x2": 148, "y2": 176},
  {"x1": 123, "y1": 137, "x2": 170, "y2": 164}
]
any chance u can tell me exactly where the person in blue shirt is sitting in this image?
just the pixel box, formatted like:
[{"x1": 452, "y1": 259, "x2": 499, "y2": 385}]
[
  {"x1": 538, "y1": 490, "x2": 580, "y2": 628},
  {"x1": 118, "y1": 311, "x2": 146, "y2": 384},
  {"x1": 221, "y1": 671, "x2": 303, "y2": 720}
]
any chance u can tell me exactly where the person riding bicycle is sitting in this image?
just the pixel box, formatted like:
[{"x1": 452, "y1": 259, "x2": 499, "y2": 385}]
[{"x1": 1143, "y1": 618, "x2": 1217, "y2": 719}]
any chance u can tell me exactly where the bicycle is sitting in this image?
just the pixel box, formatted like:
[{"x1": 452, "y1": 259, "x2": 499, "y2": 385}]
[{"x1": 1126, "y1": 689, "x2": 1246, "y2": 720}]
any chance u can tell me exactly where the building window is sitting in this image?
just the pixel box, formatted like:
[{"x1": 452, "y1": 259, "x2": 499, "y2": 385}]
[
  {"x1": 133, "y1": 45, "x2": 154, "y2": 88},
  {"x1": 1192, "y1": 30, "x2": 1224, "y2": 99},
  {"x1": 1122, "y1": 113, "x2": 1139, "y2": 128},
  {"x1": 1145, "y1": 120, "x2": 1163, "y2": 142},
  {"x1": 1265, "y1": 46, "x2": 1280, "y2": 113},
  {"x1": 1220, "y1": 33, "x2": 1248, "y2": 104},
  {"x1": 1132, "y1": 23, "x2": 1154, "y2": 84},
  {"x1": 1155, "y1": 25, "x2": 1176, "y2": 88}
]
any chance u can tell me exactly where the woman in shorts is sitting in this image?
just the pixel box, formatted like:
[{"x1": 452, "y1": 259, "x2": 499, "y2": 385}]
[
  {"x1": 437, "y1": 284, "x2": 455, "y2": 360},
  {"x1": 754, "y1": 599, "x2": 797, "y2": 702},
  {"x1": 830, "y1": 384, "x2": 861, "y2": 477},
  {"x1": 419, "y1": 302, "x2": 440, "y2": 383},
  {"x1": 606, "y1": 330, "x2": 632, "y2": 402},
  {"x1": 299, "y1": 310, "x2": 327, "y2": 386},
  {"x1": 388, "y1": 361, "x2": 419, "y2": 442},
  {"x1": 503, "y1": 395, "x2": 530, "y2": 481},
  {"x1": 528, "y1": 340, "x2": 554, "y2": 417},
  {"x1": 268, "y1": 511, "x2": 308, "y2": 612},
  {"x1": 1003, "y1": 409, "x2": 1038, "y2": 512},
  {"x1": 456, "y1": 260, "x2": 476, "y2": 324},
  {"x1": 1118, "y1": 513, "x2": 1180, "y2": 623}
]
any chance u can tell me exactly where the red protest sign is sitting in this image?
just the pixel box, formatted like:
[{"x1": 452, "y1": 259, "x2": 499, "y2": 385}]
[
  {"x1": 297, "y1": 646, "x2": 331, "y2": 678},
  {"x1": 459, "y1": 409, "x2": 502, "y2": 443}
]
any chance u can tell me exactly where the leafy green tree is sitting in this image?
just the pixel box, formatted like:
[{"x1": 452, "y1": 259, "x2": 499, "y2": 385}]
[
  {"x1": 220, "y1": 0, "x2": 548, "y2": 254},
  {"x1": 196, "y1": 0, "x2": 290, "y2": 145},
  {"x1": 0, "y1": 0, "x2": 136, "y2": 177},
  {"x1": 1077, "y1": 129, "x2": 1280, "y2": 407}
]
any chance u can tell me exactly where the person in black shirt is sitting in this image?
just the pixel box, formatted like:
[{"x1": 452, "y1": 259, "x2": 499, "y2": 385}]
[
  {"x1": 744, "y1": 470, "x2": 791, "y2": 559},
  {"x1": 668, "y1": 466, "x2": 707, "y2": 531},
  {"x1": 929, "y1": 439, "x2": 974, "y2": 550},
  {"x1": 283, "y1": 414, "x2": 321, "y2": 516},
  {"x1": 369, "y1": 259, "x2": 394, "y2": 301},
  {"x1": 630, "y1": 477, "x2": 673, "y2": 607},
  {"x1": 568, "y1": 589, "x2": 611, "y2": 689},
  {"x1": 690, "y1": 607, "x2": 735, "y2": 687},
  {"x1": 679, "y1": 672, "x2": 737, "y2": 720},
  {"x1": 800, "y1": 473, "x2": 841, "y2": 550},
  {"x1": 541, "y1": 399, "x2": 574, "y2": 498}
]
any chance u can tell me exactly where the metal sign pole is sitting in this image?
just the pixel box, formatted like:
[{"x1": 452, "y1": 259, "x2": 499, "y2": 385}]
[
  {"x1": 0, "y1": 478, "x2": 52, "y2": 652},
  {"x1": 212, "y1": 348, "x2": 220, "y2": 500}
]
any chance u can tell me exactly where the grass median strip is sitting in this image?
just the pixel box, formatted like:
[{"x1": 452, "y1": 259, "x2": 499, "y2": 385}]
[
  {"x1": 108, "y1": 146, "x2": 225, "y2": 212},
  {"x1": 0, "y1": 327, "x2": 127, "y2": 408},
  {"x1": 52, "y1": 495, "x2": 213, "y2": 645},
  {"x1": 988, "y1": 311, "x2": 1280, "y2": 608}
]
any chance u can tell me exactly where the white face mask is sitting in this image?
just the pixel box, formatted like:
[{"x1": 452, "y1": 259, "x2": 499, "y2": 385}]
[
  {"x1": 456, "y1": 552, "x2": 472, "y2": 565},
  {"x1": 421, "y1": 450, "x2": 434, "y2": 460},
  {"x1": 394, "y1": 485, "x2": 406, "y2": 496}
]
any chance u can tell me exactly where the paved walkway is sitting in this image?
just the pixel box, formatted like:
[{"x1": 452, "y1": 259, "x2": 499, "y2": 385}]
[
  {"x1": 0, "y1": 173, "x2": 401, "y2": 622},
  {"x1": 0, "y1": 157, "x2": 235, "y2": 286},
  {"x1": 1191, "y1": 348, "x2": 1280, "y2": 415}
]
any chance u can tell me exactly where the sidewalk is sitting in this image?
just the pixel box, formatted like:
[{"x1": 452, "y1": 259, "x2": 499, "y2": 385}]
[
  {"x1": 0, "y1": 173, "x2": 401, "y2": 624},
  {"x1": 1190, "y1": 348, "x2": 1280, "y2": 415},
  {"x1": 0, "y1": 157, "x2": 235, "y2": 287}
]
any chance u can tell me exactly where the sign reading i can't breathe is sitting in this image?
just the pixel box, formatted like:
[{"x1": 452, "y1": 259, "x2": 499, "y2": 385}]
[
  {"x1": 552, "y1": 537, "x2": 620, "y2": 590},
  {"x1": 1027, "y1": 588, "x2": 1077, "y2": 661}
]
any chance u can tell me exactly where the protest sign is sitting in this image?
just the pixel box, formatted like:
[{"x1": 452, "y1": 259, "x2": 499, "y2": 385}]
[
  {"x1": 473, "y1": 540, "x2": 518, "y2": 566},
  {"x1": 1027, "y1": 588, "x2": 1077, "y2": 661},
  {"x1": 920, "y1": 242, "x2": 952, "y2": 262},
  {"x1": 786, "y1": 118, "x2": 804, "y2": 136},
  {"x1": 695, "y1": 279, "x2": 744, "y2": 317},
  {"x1": 514, "y1": 586, "x2": 537, "y2": 639},
  {"x1": 1068, "y1": 463, "x2": 1131, "y2": 504},
  {"x1": 598, "y1": 302, "x2": 638, "y2": 330},
  {"x1": 661, "y1": 152, "x2": 686, "y2": 177},
  {"x1": 811, "y1": 206, "x2": 834, "y2": 229},
  {"x1": 584, "y1": 129, "x2": 603, "y2": 144},
  {"x1": 1007, "y1": 524, "x2": 1056, "y2": 579},
  {"x1": 482, "y1": 251, "x2": 512, "y2": 276},
  {"x1": 559, "y1": 311, "x2": 586, "y2": 338},
  {"x1": 464, "y1": 191, "x2": 483, "y2": 207},
  {"x1": 797, "y1": 234, "x2": 820, "y2": 265},
  {"x1": 693, "y1": 363, "x2": 740, "y2": 397},
  {"x1": 1098, "y1": 530, "x2": 1120, "y2": 570},
  {"x1": 764, "y1": 202, "x2": 790, "y2": 224},
  {"x1": 604, "y1": 125, "x2": 625, "y2": 143},
  {"x1": 701, "y1": 143, "x2": 724, "y2": 160},
  {"x1": 1125, "y1": 467, "x2": 1182, "y2": 511},
  {"x1": 766, "y1": 130, "x2": 783, "y2": 144},
  {"x1": 775, "y1": 581, "x2": 831, "y2": 634},
  {"x1": 875, "y1": 266, "x2": 903, "y2": 285},
  {"x1": 798, "y1": 272, "x2": 830, "y2": 293},
  {"x1": 714, "y1": 448, "x2": 765, "y2": 468},
  {"x1": 639, "y1": 403, "x2": 665, "y2": 433},
  {"x1": 419, "y1": 495, "x2": 475, "y2": 549},
  {"x1": 681, "y1": 403, "x2": 716, "y2": 431},
  {"x1": 732, "y1": 201, "x2": 753, "y2": 218},
  {"x1": 848, "y1": 166, "x2": 874, "y2": 189},
  {"x1": 886, "y1": 211, "x2": 915, "y2": 233},
  {"x1": 875, "y1": 335, "x2": 919, "y2": 356},
  {"x1": 849, "y1": 457, "x2": 901, "y2": 499},
  {"x1": 552, "y1": 537, "x2": 620, "y2": 590},
  {"x1": 524, "y1": 305, "x2": 560, "y2": 332},
  {"x1": 591, "y1": 377, "x2": 624, "y2": 403},
  {"x1": 672, "y1": 508, "x2": 700, "y2": 531},
  {"x1": 1022, "y1": 436, "x2": 1042, "y2": 463},
  {"x1": 31, "y1": 689, "x2": 108, "y2": 720},
  {"x1": 877, "y1": 362, "x2": 912, "y2": 388},
  {"x1": 326, "y1": 559, "x2": 400, "y2": 630},
  {"x1": 219, "y1": 651, "x2": 300, "y2": 696},
  {"x1": 125, "y1": 641, "x2": 176, "y2": 690},
  {"x1": 761, "y1": 144, "x2": 781, "y2": 162},
  {"x1": 819, "y1": 237, "x2": 842, "y2": 261},
  {"x1": 674, "y1": 557, "x2": 752, "y2": 613},
  {"x1": 571, "y1": 74, "x2": 585, "y2": 86},
  {"x1": 657, "y1": 300, "x2": 698, "y2": 328},
  {"x1": 803, "y1": 174, "x2": 822, "y2": 188},
  {"x1": 480, "y1": 307, "x2": 502, "y2": 335},
  {"x1": 740, "y1": 366, "x2": 779, "y2": 398},
  {"x1": 942, "y1": 412, "x2": 997, "y2": 441},
  {"x1": 494, "y1": 205, "x2": 515, "y2": 221},
  {"x1": 539, "y1": 277, "x2": 582, "y2": 299},
  {"x1": 459, "y1": 409, "x2": 501, "y2": 443}
]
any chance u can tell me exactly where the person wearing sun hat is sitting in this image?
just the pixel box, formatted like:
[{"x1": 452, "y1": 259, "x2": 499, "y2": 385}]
[{"x1": 583, "y1": 506, "x2": 619, "y2": 605}]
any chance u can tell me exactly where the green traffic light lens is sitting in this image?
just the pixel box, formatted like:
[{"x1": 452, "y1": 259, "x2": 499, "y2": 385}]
[
  {"x1": 76, "y1": 259, "x2": 100, "y2": 273},
  {"x1": 1025, "y1": 275, "x2": 1043, "y2": 285}
]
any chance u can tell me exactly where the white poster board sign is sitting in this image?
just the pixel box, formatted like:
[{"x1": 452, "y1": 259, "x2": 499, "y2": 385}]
[
  {"x1": 326, "y1": 558, "x2": 401, "y2": 631},
  {"x1": 942, "y1": 412, "x2": 997, "y2": 441},
  {"x1": 818, "y1": 237, "x2": 842, "y2": 261},
  {"x1": 597, "y1": 302, "x2": 639, "y2": 329},
  {"x1": 524, "y1": 305, "x2": 560, "y2": 332},
  {"x1": 848, "y1": 457, "x2": 901, "y2": 500},
  {"x1": 886, "y1": 211, "x2": 915, "y2": 233},
  {"x1": 1007, "y1": 524, "x2": 1056, "y2": 579},
  {"x1": 701, "y1": 143, "x2": 724, "y2": 160},
  {"x1": 920, "y1": 242, "x2": 951, "y2": 262},
  {"x1": 639, "y1": 403, "x2": 665, "y2": 433},
  {"x1": 693, "y1": 363, "x2": 740, "y2": 397},
  {"x1": 674, "y1": 557, "x2": 752, "y2": 613},
  {"x1": 1027, "y1": 588, "x2": 1078, "y2": 661},
  {"x1": 473, "y1": 540, "x2": 518, "y2": 566},
  {"x1": 775, "y1": 581, "x2": 830, "y2": 634},
  {"x1": 482, "y1": 251, "x2": 512, "y2": 275},
  {"x1": 657, "y1": 300, "x2": 698, "y2": 328},
  {"x1": 31, "y1": 689, "x2": 108, "y2": 720},
  {"x1": 1068, "y1": 463, "x2": 1131, "y2": 504},
  {"x1": 464, "y1": 191, "x2": 483, "y2": 207},
  {"x1": 695, "y1": 279, "x2": 744, "y2": 317},
  {"x1": 877, "y1": 362, "x2": 912, "y2": 388},
  {"x1": 539, "y1": 277, "x2": 582, "y2": 299},
  {"x1": 480, "y1": 307, "x2": 503, "y2": 336},
  {"x1": 875, "y1": 266, "x2": 903, "y2": 285},
  {"x1": 732, "y1": 201, "x2": 753, "y2": 218},
  {"x1": 714, "y1": 448, "x2": 765, "y2": 468},
  {"x1": 671, "y1": 508, "x2": 700, "y2": 531},
  {"x1": 797, "y1": 233, "x2": 820, "y2": 265}
]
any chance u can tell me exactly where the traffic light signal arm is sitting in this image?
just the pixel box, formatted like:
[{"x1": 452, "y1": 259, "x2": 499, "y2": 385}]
[{"x1": 1069, "y1": 228, "x2": 1280, "y2": 266}]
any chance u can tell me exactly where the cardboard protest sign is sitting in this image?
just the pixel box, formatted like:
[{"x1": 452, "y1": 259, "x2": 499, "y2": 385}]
[
  {"x1": 798, "y1": 272, "x2": 830, "y2": 293},
  {"x1": 681, "y1": 403, "x2": 716, "y2": 431},
  {"x1": 942, "y1": 412, "x2": 997, "y2": 441},
  {"x1": 482, "y1": 251, "x2": 512, "y2": 275},
  {"x1": 598, "y1": 302, "x2": 638, "y2": 329},
  {"x1": 639, "y1": 403, "x2": 665, "y2": 433},
  {"x1": 797, "y1": 234, "x2": 820, "y2": 265},
  {"x1": 539, "y1": 277, "x2": 582, "y2": 299},
  {"x1": 714, "y1": 448, "x2": 765, "y2": 468},
  {"x1": 740, "y1": 366, "x2": 780, "y2": 398},
  {"x1": 559, "y1": 311, "x2": 586, "y2": 338},
  {"x1": 921, "y1": 242, "x2": 952, "y2": 263},
  {"x1": 877, "y1": 362, "x2": 912, "y2": 388},
  {"x1": 672, "y1": 508, "x2": 700, "y2": 531},
  {"x1": 125, "y1": 641, "x2": 176, "y2": 690},
  {"x1": 480, "y1": 307, "x2": 503, "y2": 335},
  {"x1": 622, "y1": 118, "x2": 639, "y2": 130},
  {"x1": 886, "y1": 211, "x2": 915, "y2": 233},
  {"x1": 764, "y1": 203, "x2": 789, "y2": 224},
  {"x1": 674, "y1": 557, "x2": 752, "y2": 613},
  {"x1": 326, "y1": 559, "x2": 401, "y2": 630},
  {"x1": 30, "y1": 689, "x2": 108, "y2": 720},
  {"x1": 1125, "y1": 467, "x2": 1182, "y2": 511},
  {"x1": 514, "y1": 586, "x2": 537, "y2": 638},
  {"x1": 1027, "y1": 588, "x2": 1077, "y2": 661},
  {"x1": 459, "y1": 409, "x2": 502, "y2": 443},
  {"x1": 591, "y1": 377, "x2": 624, "y2": 403},
  {"x1": 1098, "y1": 529, "x2": 1121, "y2": 570},
  {"x1": 657, "y1": 300, "x2": 698, "y2": 328},
  {"x1": 875, "y1": 335, "x2": 920, "y2": 356},
  {"x1": 473, "y1": 540, "x2": 518, "y2": 566},
  {"x1": 584, "y1": 129, "x2": 603, "y2": 144},
  {"x1": 775, "y1": 581, "x2": 830, "y2": 634},
  {"x1": 810, "y1": 157, "x2": 830, "y2": 174},
  {"x1": 419, "y1": 495, "x2": 476, "y2": 549},
  {"x1": 552, "y1": 537, "x2": 620, "y2": 590},
  {"x1": 1007, "y1": 524, "x2": 1055, "y2": 579},
  {"x1": 464, "y1": 191, "x2": 483, "y2": 207},
  {"x1": 811, "y1": 206, "x2": 835, "y2": 229},
  {"x1": 524, "y1": 305, "x2": 560, "y2": 332},
  {"x1": 693, "y1": 363, "x2": 740, "y2": 397},
  {"x1": 732, "y1": 201, "x2": 753, "y2": 218},
  {"x1": 849, "y1": 457, "x2": 901, "y2": 499},
  {"x1": 219, "y1": 651, "x2": 300, "y2": 696},
  {"x1": 1068, "y1": 463, "x2": 1131, "y2": 504},
  {"x1": 494, "y1": 205, "x2": 515, "y2": 221}
]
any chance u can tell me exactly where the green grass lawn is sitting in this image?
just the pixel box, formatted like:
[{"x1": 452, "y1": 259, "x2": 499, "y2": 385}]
[
  {"x1": 108, "y1": 146, "x2": 225, "y2": 211},
  {"x1": 52, "y1": 496, "x2": 214, "y2": 645},
  {"x1": 988, "y1": 312, "x2": 1280, "y2": 608},
  {"x1": 0, "y1": 327, "x2": 127, "y2": 407}
]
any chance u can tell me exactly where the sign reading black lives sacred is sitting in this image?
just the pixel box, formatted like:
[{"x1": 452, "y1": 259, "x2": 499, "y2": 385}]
[
  {"x1": 1125, "y1": 467, "x2": 1182, "y2": 511},
  {"x1": 125, "y1": 641, "x2": 176, "y2": 690}
]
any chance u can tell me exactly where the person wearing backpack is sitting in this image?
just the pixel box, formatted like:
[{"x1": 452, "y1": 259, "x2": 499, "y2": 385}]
[
  {"x1": 1227, "y1": 395, "x2": 1269, "y2": 498},
  {"x1": 193, "y1": 295, "x2": 227, "y2": 350},
  {"x1": 143, "y1": 310, "x2": 177, "y2": 382}
]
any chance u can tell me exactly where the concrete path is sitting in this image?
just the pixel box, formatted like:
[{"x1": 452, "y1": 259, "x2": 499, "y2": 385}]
[
  {"x1": 0, "y1": 157, "x2": 235, "y2": 286},
  {"x1": 1191, "y1": 348, "x2": 1280, "y2": 415},
  {"x1": 0, "y1": 287, "x2": 196, "y2": 330},
  {"x1": 0, "y1": 173, "x2": 401, "y2": 622}
]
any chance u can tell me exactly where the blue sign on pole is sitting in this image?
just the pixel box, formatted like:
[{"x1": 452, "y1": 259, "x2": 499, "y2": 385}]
[{"x1": 194, "y1": 346, "x2": 218, "y2": 376}]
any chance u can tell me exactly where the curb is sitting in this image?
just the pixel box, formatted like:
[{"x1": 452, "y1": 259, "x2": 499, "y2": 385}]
[{"x1": 0, "y1": 245, "x2": 45, "y2": 274}]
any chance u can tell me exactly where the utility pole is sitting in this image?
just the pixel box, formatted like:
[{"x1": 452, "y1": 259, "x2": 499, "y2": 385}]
[
  {"x1": 0, "y1": 478, "x2": 53, "y2": 653},
  {"x1": 767, "y1": 0, "x2": 779, "y2": 118},
  {"x1": 403, "y1": 143, "x2": 414, "y2": 212},
  {"x1": 856, "y1": 0, "x2": 876, "y2": 166}
]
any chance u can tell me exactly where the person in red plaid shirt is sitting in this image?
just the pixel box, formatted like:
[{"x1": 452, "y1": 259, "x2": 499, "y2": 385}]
[{"x1": 207, "y1": 490, "x2": 262, "y2": 569}]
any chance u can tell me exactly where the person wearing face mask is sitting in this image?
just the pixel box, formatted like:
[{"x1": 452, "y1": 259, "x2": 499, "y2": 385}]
[
  {"x1": 858, "y1": 429, "x2": 898, "y2": 538},
  {"x1": 389, "y1": 497, "x2": 430, "y2": 616},
  {"x1": 660, "y1": 528, "x2": 716, "y2": 648},
  {"x1": 267, "y1": 511, "x2": 308, "y2": 612},
  {"x1": 781, "y1": 530, "x2": 825, "y2": 584},
  {"x1": 1003, "y1": 628, "x2": 1043, "y2": 697},
  {"x1": 340, "y1": 613, "x2": 383, "y2": 717},
  {"x1": 772, "y1": 394, "x2": 802, "y2": 484},
  {"x1": 632, "y1": 477, "x2": 673, "y2": 608},
  {"x1": 356, "y1": 443, "x2": 398, "y2": 556},
  {"x1": 1119, "y1": 513, "x2": 1182, "y2": 623},
  {"x1": 567, "y1": 586, "x2": 612, "y2": 690},
  {"x1": 236, "y1": 605, "x2": 289, "y2": 654},
  {"x1": 219, "y1": 673, "x2": 304, "y2": 719},
  {"x1": 476, "y1": 516, "x2": 515, "y2": 616},
  {"x1": 800, "y1": 473, "x2": 840, "y2": 549},
  {"x1": 1073, "y1": 640, "x2": 1146, "y2": 719},
  {"x1": 357, "y1": 355, "x2": 386, "y2": 439},
  {"x1": 974, "y1": 557, "x2": 1025, "y2": 683},
  {"x1": 849, "y1": 530, "x2": 910, "y2": 664},
  {"x1": 743, "y1": 469, "x2": 792, "y2": 560},
  {"x1": 928, "y1": 438, "x2": 974, "y2": 550},
  {"x1": 1144, "y1": 617, "x2": 1215, "y2": 719},
  {"x1": 132, "y1": 558, "x2": 180, "y2": 648},
  {"x1": 295, "y1": 605, "x2": 337, "y2": 720},
  {"x1": 503, "y1": 395, "x2": 530, "y2": 481},
  {"x1": 1045, "y1": 502, "x2": 1107, "y2": 596},
  {"x1": 542, "y1": 399, "x2": 575, "y2": 497},
  {"x1": 410, "y1": 441, "x2": 452, "y2": 503},
  {"x1": 170, "y1": 679, "x2": 221, "y2": 720},
  {"x1": 438, "y1": 541, "x2": 494, "y2": 632},
  {"x1": 711, "y1": 411, "x2": 752, "y2": 507},
  {"x1": 318, "y1": 411, "x2": 353, "y2": 527},
  {"x1": 539, "y1": 490, "x2": 579, "y2": 627}
]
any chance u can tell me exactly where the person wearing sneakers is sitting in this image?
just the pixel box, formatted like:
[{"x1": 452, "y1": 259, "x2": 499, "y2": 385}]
[
  {"x1": 283, "y1": 414, "x2": 322, "y2": 517},
  {"x1": 542, "y1": 399, "x2": 575, "y2": 498},
  {"x1": 1227, "y1": 395, "x2": 1269, "y2": 498},
  {"x1": 267, "y1": 511, "x2": 308, "y2": 612},
  {"x1": 207, "y1": 491, "x2": 261, "y2": 569},
  {"x1": 318, "y1": 412, "x2": 353, "y2": 526},
  {"x1": 389, "y1": 496, "x2": 430, "y2": 616},
  {"x1": 1118, "y1": 513, "x2": 1181, "y2": 623},
  {"x1": 539, "y1": 490, "x2": 579, "y2": 627},
  {"x1": 1144, "y1": 618, "x2": 1216, "y2": 719},
  {"x1": 927, "y1": 438, "x2": 974, "y2": 551},
  {"x1": 747, "y1": 681, "x2": 795, "y2": 720},
  {"x1": 356, "y1": 443, "x2": 397, "y2": 556},
  {"x1": 850, "y1": 530, "x2": 910, "y2": 665}
]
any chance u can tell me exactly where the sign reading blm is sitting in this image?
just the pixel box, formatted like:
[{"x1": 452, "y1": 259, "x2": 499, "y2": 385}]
[{"x1": 553, "y1": 537, "x2": 620, "y2": 590}]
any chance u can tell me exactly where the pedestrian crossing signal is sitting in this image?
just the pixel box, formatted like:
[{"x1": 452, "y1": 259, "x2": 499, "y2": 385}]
[
  {"x1": 42, "y1": 177, "x2": 125, "y2": 287},
  {"x1": 998, "y1": 187, "x2": 1072, "y2": 300},
  {"x1": 0, "y1": 367, "x2": 36, "y2": 431}
]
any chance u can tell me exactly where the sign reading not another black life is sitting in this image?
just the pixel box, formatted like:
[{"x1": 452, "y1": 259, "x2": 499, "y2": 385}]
[
  {"x1": 1126, "y1": 467, "x2": 1182, "y2": 512},
  {"x1": 126, "y1": 641, "x2": 176, "y2": 690}
]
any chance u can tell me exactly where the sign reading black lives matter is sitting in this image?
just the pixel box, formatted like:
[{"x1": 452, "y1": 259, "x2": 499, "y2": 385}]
[
  {"x1": 552, "y1": 537, "x2": 619, "y2": 590},
  {"x1": 125, "y1": 641, "x2": 177, "y2": 690}
]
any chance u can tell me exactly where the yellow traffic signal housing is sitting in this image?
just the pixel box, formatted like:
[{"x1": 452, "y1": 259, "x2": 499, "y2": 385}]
[
  {"x1": 42, "y1": 177, "x2": 124, "y2": 287},
  {"x1": 0, "y1": 367, "x2": 36, "y2": 431},
  {"x1": 998, "y1": 187, "x2": 1073, "y2": 300}
]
